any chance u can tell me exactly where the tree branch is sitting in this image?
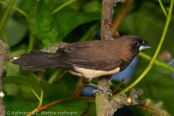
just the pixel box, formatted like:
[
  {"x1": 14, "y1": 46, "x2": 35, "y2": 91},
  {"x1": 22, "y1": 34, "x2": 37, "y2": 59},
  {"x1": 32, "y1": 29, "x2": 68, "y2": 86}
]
[
  {"x1": 95, "y1": 0, "x2": 126, "y2": 116},
  {"x1": 142, "y1": 99, "x2": 170, "y2": 116},
  {"x1": 0, "y1": 40, "x2": 11, "y2": 116},
  {"x1": 110, "y1": 88, "x2": 146, "y2": 115},
  {"x1": 41, "y1": 42, "x2": 68, "y2": 53},
  {"x1": 101, "y1": 0, "x2": 114, "y2": 40}
]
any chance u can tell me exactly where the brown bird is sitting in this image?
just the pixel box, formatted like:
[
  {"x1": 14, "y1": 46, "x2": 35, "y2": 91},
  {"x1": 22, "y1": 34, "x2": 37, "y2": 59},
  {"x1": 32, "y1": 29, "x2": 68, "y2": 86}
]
[{"x1": 13, "y1": 35, "x2": 151, "y2": 93}]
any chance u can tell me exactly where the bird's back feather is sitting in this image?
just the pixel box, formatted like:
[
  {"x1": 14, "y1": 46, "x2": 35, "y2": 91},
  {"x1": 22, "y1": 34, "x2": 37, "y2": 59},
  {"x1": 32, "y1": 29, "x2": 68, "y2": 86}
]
[{"x1": 13, "y1": 50, "x2": 73, "y2": 70}]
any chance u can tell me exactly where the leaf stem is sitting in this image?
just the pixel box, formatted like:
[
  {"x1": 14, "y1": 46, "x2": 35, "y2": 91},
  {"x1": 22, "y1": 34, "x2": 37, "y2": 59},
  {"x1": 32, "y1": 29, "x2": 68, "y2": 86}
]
[
  {"x1": 0, "y1": 1, "x2": 28, "y2": 18},
  {"x1": 28, "y1": 35, "x2": 34, "y2": 53},
  {"x1": 114, "y1": 0, "x2": 174, "y2": 96},
  {"x1": 51, "y1": 0, "x2": 76, "y2": 15},
  {"x1": 39, "y1": 91, "x2": 43, "y2": 106},
  {"x1": 2, "y1": 31, "x2": 11, "y2": 53},
  {"x1": 138, "y1": 52, "x2": 174, "y2": 72},
  {"x1": 168, "y1": 58, "x2": 174, "y2": 65},
  {"x1": 158, "y1": 0, "x2": 168, "y2": 17},
  {"x1": 30, "y1": 86, "x2": 41, "y2": 101},
  {"x1": 48, "y1": 69, "x2": 61, "y2": 83},
  {"x1": 0, "y1": 0, "x2": 16, "y2": 34}
]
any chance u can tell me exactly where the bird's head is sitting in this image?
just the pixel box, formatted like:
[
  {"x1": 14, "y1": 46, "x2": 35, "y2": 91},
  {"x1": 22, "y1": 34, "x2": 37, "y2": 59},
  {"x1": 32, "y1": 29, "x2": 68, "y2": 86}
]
[
  {"x1": 119, "y1": 35, "x2": 152, "y2": 54},
  {"x1": 116, "y1": 35, "x2": 152, "y2": 65},
  {"x1": 130, "y1": 36, "x2": 152, "y2": 52}
]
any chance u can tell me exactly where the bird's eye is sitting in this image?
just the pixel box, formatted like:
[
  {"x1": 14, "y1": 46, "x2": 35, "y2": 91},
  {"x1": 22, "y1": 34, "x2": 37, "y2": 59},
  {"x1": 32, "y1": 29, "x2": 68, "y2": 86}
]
[{"x1": 132, "y1": 41, "x2": 140, "y2": 47}]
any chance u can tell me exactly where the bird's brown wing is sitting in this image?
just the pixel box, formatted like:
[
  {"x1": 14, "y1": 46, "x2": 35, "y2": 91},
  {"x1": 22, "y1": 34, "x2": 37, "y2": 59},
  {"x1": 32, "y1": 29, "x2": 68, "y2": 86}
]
[{"x1": 57, "y1": 40, "x2": 122, "y2": 71}]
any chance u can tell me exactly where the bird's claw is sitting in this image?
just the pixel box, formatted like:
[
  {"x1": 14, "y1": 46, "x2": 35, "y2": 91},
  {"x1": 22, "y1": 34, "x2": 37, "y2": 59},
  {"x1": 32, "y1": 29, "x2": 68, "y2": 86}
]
[{"x1": 92, "y1": 87, "x2": 112, "y2": 97}]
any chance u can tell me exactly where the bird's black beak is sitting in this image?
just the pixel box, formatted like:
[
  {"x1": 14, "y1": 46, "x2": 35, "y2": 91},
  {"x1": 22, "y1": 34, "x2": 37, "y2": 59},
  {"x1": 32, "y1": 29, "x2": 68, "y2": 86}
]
[{"x1": 139, "y1": 40, "x2": 152, "y2": 51}]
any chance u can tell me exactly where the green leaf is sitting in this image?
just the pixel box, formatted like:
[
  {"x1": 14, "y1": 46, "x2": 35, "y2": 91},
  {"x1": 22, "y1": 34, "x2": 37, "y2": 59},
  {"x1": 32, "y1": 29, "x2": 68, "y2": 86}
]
[
  {"x1": 18, "y1": 0, "x2": 34, "y2": 14},
  {"x1": 3, "y1": 75, "x2": 42, "y2": 101},
  {"x1": 27, "y1": 0, "x2": 39, "y2": 36},
  {"x1": 58, "y1": 73, "x2": 79, "y2": 94},
  {"x1": 5, "y1": 62, "x2": 20, "y2": 76},
  {"x1": 3, "y1": 96, "x2": 36, "y2": 116},
  {"x1": 40, "y1": 81, "x2": 65, "y2": 97},
  {"x1": 86, "y1": 103, "x2": 96, "y2": 116},
  {"x1": 0, "y1": 0, "x2": 28, "y2": 47},
  {"x1": 43, "y1": 99, "x2": 88, "y2": 116},
  {"x1": 83, "y1": 1, "x2": 101, "y2": 12},
  {"x1": 35, "y1": 0, "x2": 61, "y2": 46},
  {"x1": 55, "y1": 7, "x2": 100, "y2": 40},
  {"x1": 0, "y1": 17, "x2": 27, "y2": 47},
  {"x1": 4, "y1": 94, "x2": 88, "y2": 116}
]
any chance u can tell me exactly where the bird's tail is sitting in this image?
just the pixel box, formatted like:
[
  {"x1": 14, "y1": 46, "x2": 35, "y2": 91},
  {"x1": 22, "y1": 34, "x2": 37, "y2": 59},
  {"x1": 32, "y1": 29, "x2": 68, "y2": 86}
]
[{"x1": 13, "y1": 50, "x2": 62, "y2": 70}]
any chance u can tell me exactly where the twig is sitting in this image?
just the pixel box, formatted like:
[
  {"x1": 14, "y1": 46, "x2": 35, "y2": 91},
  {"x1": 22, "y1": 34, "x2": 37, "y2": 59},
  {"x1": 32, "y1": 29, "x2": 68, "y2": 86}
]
[
  {"x1": 142, "y1": 99, "x2": 170, "y2": 116},
  {"x1": 26, "y1": 88, "x2": 169, "y2": 116},
  {"x1": 96, "y1": 88, "x2": 149, "y2": 116},
  {"x1": 26, "y1": 96, "x2": 94, "y2": 116},
  {"x1": 72, "y1": 77, "x2": 85, "y2": 96},
  {"x1": 110, "y1": 88, "x2": 146, "y2": 115},
  {"x1": 112, "y1": 79, "x2": 124, "y2": 94},
  {"x1": 112, "y1": 0, "x2": 134, "y2": 35},
  {"x1": 112, "y1": 88, "x2": 169, "y2": 116},
  {"x1": 0, "y1": 40, "x2": 11, "y2": 116}
]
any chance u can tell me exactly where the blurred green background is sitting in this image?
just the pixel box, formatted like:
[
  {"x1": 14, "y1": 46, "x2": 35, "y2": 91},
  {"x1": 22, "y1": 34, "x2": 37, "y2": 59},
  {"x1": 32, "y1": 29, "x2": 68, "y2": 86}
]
[{"x1": 0, "y1": 0, "x2": 174, "y2": 116}]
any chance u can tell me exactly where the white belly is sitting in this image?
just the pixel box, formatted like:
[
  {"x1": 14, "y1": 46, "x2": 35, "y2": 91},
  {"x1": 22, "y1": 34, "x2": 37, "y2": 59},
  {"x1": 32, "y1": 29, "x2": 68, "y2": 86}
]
[{"x1": 72, "y1": 66, "x2": 120, "y2": 79}]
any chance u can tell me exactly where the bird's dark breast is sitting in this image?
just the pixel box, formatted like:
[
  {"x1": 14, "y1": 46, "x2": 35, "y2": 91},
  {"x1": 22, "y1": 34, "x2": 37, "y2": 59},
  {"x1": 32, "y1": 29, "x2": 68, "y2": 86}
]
[
  {"x1": 119, "y1": 59, "x2": 131, "y2": 71},
  {"x1": 118, "y1": 51, "x2": 138, "y2": 71},
  {"x1": 119, "y1": 48, "x2": 139, "y2": 71}
]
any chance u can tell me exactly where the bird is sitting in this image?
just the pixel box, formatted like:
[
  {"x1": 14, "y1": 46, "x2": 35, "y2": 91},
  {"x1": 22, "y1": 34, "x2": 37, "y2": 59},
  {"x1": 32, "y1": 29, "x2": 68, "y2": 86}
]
[{"x1": 13, "y1": 35, "x2": 151, "y2": 94}]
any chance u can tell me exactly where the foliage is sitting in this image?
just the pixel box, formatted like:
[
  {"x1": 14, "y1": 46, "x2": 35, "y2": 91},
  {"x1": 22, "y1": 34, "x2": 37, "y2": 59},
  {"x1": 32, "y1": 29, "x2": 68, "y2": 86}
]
[{"x1": 0, "y1": 0, "x2": 174, "y2": 115}]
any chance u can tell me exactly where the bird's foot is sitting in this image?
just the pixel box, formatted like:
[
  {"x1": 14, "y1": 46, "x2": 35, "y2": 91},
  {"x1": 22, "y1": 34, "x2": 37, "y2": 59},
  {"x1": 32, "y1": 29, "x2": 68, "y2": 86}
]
[
  {"x1": 87, "y1": 83, "x2": 112, "y2": 96},
  {"x1": 92, "y1": 88, "x2": 112, "y2": 97}
]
